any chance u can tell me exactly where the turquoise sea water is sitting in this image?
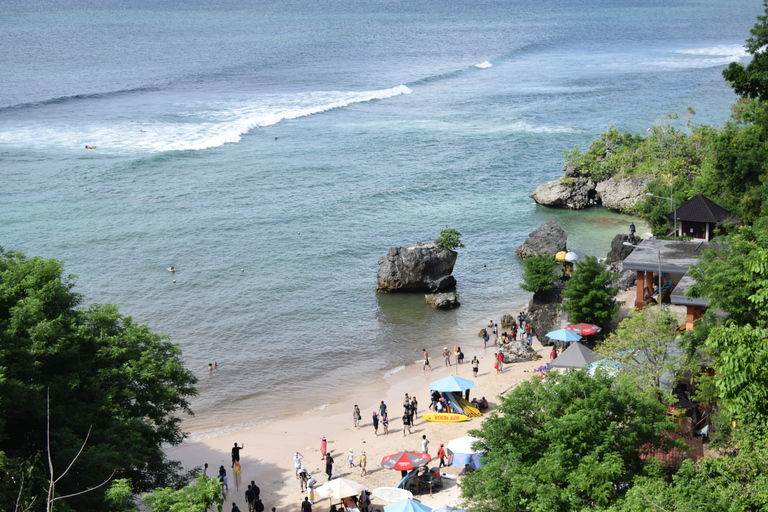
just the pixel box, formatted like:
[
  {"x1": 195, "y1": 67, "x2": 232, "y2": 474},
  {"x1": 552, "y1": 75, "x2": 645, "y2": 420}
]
[{"x1": 1, "y1": 0, "x2": 761, "y2": 436}]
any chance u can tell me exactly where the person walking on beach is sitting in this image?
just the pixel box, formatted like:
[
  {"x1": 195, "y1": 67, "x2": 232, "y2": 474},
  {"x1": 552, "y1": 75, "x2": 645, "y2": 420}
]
[
  {"x1": 402, "y1": 412, "x2": 410, "y2": 436},
  {"x1": 325, "y1": 452, "x2": 334, "y2": 480},
  {"x1": 219, "y1": 466, "x2": 228, "y2": 492},
  {"x1": 307, "y1": 474, "x2": 317, "y2": 503},
  {"x1": 430, "y1": 390, "x2": 440, "y2": 411},
  {"x1": 348, "y1": 449, "x2": 355, "y2": 468},
  {"x1": 353, "y1": 405, "x2": 361, "y2": 429},
  {"x1": 382, "y1": 414, "x2": 389, "y2": 435},
  {"x1": 437, "y1": 444, "x2": 446, "y2": 468},
  {"x1": 493, "y1": 354, "x2": 500, "y2": 374},
  {"x1": 379, "y1": 401, "x2": 387, "y2": 418},
  {"x1": 231, "y1": 443, "x2": 244, "y2": 468},
  {"x1": 360, "y1": 451, "x2": 367, "y2": 476},
  {"x1": 250, "y1": 481, "x2": 260, "y2": 501},
  {"x1": 246, "y1": 485, "x2": 256, "y2": 511},
  {"x1": 302, "y1": 497, "x2": 312, "y2": 512},
  {"x1": 372, "y1": 411, "x2": 379, "y2": 437},
  {"x1": 443, "y1": 347, "x2": 451, "y2": 367},
  {"x1": 410, "y1": 396, "x2": 418, "y2": 420},
  {"x1": 298, "y1": 466, "x2": 309, "y2": 492},
  {"x1": 497, "y1": 351, "x2": 504, "y2": 373},
  {"x1": 422, "y1": 349, "x2": 432, "y2": 372},
  {"x1": 471, "y1": 356, "x2": 479, "y2": 377},
  {"x1": 421, "y1": 435, "x2": 430, "y2": 455},
  {"x1": 320, "y1": 437, "x2": 327, "y2": 460},
  {"x1": 293, "y1": 452, "x2": 304, "y2": 479}
]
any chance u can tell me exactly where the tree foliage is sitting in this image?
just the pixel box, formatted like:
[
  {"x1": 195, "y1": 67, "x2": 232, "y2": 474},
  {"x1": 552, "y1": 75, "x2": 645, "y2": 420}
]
[
  {"x1": 106, "y1": 476, "x2": 224, "y2": 512},
  {"x1": 0, "y1": 248, "x2": 198, "y2": 511},
  {"x1": 723, "y1": 0, "x2": 768, "y2": 102},
  {"x1": 561, "y1": 256, "x2": 618, "y2": 327},
  {"x1": 520, "y1": 254, "x2": 558, "y2": 293},
  {"x1": 597, "y1": 307, "x2": 691, "y2": 399},
  {"x1": 436, "y1": 227, "x2": 465, "y2": 251},
  {"x1": 460, "y1": 371, "x2": 675, "y2": 512}
]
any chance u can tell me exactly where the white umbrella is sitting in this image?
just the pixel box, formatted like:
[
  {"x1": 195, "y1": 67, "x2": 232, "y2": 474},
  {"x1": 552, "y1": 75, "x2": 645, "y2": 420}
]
[
  {"x1": 315, "y1": 478, "x2": 366, "y2": 499},
  {"x1": 564, "y1": 251, "x2": 578, "y2": 262}
]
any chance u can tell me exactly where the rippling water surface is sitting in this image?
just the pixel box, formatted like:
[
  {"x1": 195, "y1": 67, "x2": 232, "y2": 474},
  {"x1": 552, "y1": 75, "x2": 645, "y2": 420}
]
[{"x1": 0, "y1": 0, "x2": 761, "y2": 437}]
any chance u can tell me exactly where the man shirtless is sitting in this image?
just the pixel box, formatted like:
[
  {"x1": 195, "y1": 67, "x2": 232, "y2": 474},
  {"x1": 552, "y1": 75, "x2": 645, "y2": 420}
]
[{"x1": 422, "y1": 349, "x2": 432, "y2": 372}]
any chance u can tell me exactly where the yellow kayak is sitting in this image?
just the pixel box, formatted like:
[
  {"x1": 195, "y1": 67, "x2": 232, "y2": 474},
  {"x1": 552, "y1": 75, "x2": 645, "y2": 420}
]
[{"x1": 422, "y1": 413, "x2": 469, "y2": 423}]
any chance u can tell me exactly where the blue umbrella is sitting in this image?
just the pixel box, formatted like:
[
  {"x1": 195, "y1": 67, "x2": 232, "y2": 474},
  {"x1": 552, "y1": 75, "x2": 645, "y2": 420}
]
[
  {"x1": 429, "y1": 375, "x2": 475, "y2": 392},
  {"x1": 384, "y1": 499, "x2": 433, "y2": 512},
  {"x1": 545, "y1": 328, "x2": 582, "y2": 343}
]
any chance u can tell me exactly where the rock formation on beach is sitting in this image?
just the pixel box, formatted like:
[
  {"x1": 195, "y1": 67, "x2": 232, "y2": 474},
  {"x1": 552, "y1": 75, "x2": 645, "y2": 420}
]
[
  {"x1": 500, "y1": 340, "x2": 538, "y2": 363},
  {"x1": 376, "y1": 241, "x2": 457, "y2": 293},
  {"x1": 606, "y1": 234, "x2": 639, "y2": 290},
  {"x1": 515, "y1": 221, "x2": 568, "y2": 259},
  {"x1": 525, "y1": 284, "x2": 565, "y2": 347},
  {"x1": 425, "y1": 292, "x2": 460, "y2": 309},
  {"x1": 529, "y1": 162, "x2": 649, "y2": 212}
]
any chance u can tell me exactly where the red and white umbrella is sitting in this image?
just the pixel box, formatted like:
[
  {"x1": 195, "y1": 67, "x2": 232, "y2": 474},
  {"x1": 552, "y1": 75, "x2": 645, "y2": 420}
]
[
  {"x1": 566, "y1": 323, "x2": 601, "y2": 336},
  {"x1": 380, "y1": 451, "x2": 432, "y2": 471}
]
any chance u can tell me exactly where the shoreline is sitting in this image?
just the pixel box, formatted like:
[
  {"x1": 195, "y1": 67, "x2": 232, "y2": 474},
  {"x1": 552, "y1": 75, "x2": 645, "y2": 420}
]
[{"x1": 167, "y1": 303, "x2": 543, "y2": 511}]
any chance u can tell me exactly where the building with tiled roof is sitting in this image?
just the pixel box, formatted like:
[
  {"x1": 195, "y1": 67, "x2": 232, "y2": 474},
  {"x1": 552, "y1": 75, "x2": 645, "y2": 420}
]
[{"x1": 666, "y1": 193, "x2": 736, "y2": 241}]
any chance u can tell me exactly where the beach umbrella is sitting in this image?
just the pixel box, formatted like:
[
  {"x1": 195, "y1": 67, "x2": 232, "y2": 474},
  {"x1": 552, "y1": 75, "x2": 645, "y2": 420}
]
[
  {"x1": 545, "y1": 328, "x2": 582, "y2": 343},
  {"x1": 433, "y1": 508, "x2": 468, "y2": 512},
  {"x1": 564, "y1": 251, "x2": 578, "y2": 262},
  {"x1": 381, "y1": 451, "x2": 432, "y2": 471},
  {"x1": 315, "y1": 478, "x2": 366, "y2": 499},
  {"x1": 550, "y1": 342, "x2": 597, "y2": 369},
  {"x1": 445, "y1": 436, "x2": 484, "y2": 469},
  {"x1": 384, "y1": 498, "x2": 433, "y2": 512},
  {"x1": 566, "y1": 322, "x2": 602, "y2": 336},
  {"x1": 429, "y1": 375, "x2": 475, "y2": 392}
]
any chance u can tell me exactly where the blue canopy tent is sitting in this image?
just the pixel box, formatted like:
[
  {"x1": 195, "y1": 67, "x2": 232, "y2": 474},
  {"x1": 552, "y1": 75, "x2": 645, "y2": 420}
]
[{"x1": 429, "y1": 375, "x2": 475, "y2": 392}]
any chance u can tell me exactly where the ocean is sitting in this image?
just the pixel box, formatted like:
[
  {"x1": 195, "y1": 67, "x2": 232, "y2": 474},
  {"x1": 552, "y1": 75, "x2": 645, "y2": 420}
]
[{"x1": 0, "y1": 0, "x2": 760, "y2": 439}]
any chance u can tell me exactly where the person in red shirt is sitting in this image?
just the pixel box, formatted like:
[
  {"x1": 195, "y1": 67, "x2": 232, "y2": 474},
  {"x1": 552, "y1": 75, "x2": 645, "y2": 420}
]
[
  {"x1": 437, "y1": 444, "x2": 446, "y2": 468},
  {"x1": 496, "y1": 351, "x2": 504, "y2": 372}
]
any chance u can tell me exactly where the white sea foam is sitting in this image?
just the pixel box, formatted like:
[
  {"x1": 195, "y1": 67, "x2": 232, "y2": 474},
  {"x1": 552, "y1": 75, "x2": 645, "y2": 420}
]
[
  {"x1": 643, "y1": 44, "x2": 748, "y2": 70},
  {"x1": 383, "y1": 365, "x2": 406, "y2": 378},
  {"x1": 0, "y1": 85, "x2": 413, "y2": 153},
  {"x1": 474, "y1": 61, "x2": 493, "y2": 69},
  {"x1": 507, "y1": 121, "x2": 575, "y2": 134},
  {"x1": 304, "y1": 403, "x2": 330, "y2": 414}
]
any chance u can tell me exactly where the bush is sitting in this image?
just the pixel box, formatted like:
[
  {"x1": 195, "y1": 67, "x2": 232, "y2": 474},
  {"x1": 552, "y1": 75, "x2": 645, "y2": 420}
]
[{"x1": 436, "y1": 227, "x2": 464, "y2": 250}]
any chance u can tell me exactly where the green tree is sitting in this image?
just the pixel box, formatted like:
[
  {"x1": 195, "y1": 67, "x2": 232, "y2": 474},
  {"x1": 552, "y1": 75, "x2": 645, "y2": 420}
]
[
  {"x1": 436, "y1": 227, "x2": 465, "y2": 250},
  {"x1": 0, "y1": 249, "x2": 198, "y2": 511},
  {"x1": 596, "y1": 307, "x2": 691, "y2": 400},
  {"x1": 460, "y1": 371, "x2": 675, "y2": 512},
  {"x1": 561, "y1": 256, "x2": 618, "y2": 327},
  {"x1": 688, "y1": 226, "x2": 768, "y2": 430},
  {"x1": 106, "y1": 476, "x2": 224, "y2": 512},
  {"x1": 723, "y1": 1, "x2": 768, "y2": 101},
  {"x1": 520, "y1": 254, "x2": 558, "y2": 293}
]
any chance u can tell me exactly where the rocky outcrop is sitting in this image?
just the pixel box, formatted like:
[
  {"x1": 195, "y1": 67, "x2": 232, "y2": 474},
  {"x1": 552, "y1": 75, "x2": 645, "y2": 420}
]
[
  {"x1": 606, "y1": 234, "x2": 639, "y2": 262},
  {"x1": 529, "y1": 162, "x2": 650, "y2": 212},
  {"x1": 425, "y1": 292, "x2": 460, "y2": 310},
  {"x1": 377, "y1": 241, "x2": 457, "y2": 293},
  {"x1": 529, "y1": 177, "x2": 597, "y2": 210},
  {"x1": 595, "y1": 177, "x2": 650, "y2": 210},
  {"x1": 500, "y1": 340, "x2": 537, "y2": 363},
  {"x1": 500, "y1": 314, "x2": 517, "y2": 329},
  {"x1": 612, "y1": 267, "x2": 637, "y2": 291},
  {"x1": 526, "y1": 285, "x2": 565, "y2": 347},
  {"x1": 516, "y1": 221, "x2": 568, "y2": 259}
]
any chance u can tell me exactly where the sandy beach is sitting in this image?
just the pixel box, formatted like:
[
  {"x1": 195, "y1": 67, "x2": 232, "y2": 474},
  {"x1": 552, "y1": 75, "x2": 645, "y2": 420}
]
[{"x1": 167, "y1": 334, "x2": 552, "y2": 511}]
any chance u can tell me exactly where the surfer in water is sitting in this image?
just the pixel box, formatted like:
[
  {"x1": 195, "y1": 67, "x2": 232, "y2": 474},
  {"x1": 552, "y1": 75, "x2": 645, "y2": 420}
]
[{"x1": 85, "y1": 145, "x2": 96, "y2": 150}]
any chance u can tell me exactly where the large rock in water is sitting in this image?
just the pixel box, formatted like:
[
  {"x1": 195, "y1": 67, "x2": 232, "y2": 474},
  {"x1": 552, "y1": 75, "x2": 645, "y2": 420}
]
[
  {"x1": 516, "y1": 221, "x2": 568, "y2": 259},
  {"x1": 529, "y1": 177, "x2": 597, "y2": 209},
  {"x1": 526, "y1": 285, "x2": 565, "y2": 347},
  {"x1": 606, "y1": 234, "x2": 640, "y2": 263},
  {"x1": 377, "y1": 241, "x2": 457, "y2": 293},
  {"x1": 425, "y1": 292, "x2": 460, "y2": 310}
]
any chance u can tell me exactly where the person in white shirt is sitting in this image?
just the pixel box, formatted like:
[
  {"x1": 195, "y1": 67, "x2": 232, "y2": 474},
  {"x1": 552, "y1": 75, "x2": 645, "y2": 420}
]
[
  {"x1": 293, "y1": 452, "x2": 304, "y2": 479},
  {"x1": 421, "y1": 435, "x2": 429, "y2": 454}
]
